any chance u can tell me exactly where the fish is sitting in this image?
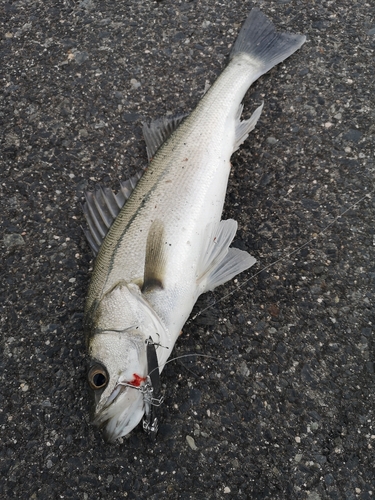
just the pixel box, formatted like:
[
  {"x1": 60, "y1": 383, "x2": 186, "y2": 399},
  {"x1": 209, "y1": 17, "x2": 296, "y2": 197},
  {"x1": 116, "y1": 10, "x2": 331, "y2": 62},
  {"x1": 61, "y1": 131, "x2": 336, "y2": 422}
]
[{"x1": 83, "y1": 8, "x2": 306, "y2": 442}]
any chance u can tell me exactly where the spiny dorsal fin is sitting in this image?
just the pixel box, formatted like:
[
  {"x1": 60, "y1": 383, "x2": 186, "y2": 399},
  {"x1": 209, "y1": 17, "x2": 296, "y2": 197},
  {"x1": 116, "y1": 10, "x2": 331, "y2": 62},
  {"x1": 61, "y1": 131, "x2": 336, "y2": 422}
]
[
  {"x1": 142, "y1": 219, "x2": 167, "y2": 292},
  {"x1": 142, "y1": 115, "x2": 188, "y2": 162},
  {"x1": 83, "y1": 170, "x2": 143, "y2": 255},
  {"x1": 233, "y1": 102, "x2": 263, "y2": 153},
  {"x1": 197, "y1": 219, "x2": 256, "y2": 293}
]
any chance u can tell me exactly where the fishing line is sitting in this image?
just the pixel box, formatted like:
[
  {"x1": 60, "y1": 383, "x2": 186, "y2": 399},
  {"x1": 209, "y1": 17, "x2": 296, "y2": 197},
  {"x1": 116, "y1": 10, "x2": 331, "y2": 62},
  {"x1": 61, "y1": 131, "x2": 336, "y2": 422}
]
[
  {"x1": 189, "y1": 189, "x2": 374, "y2": 323},
  {"x1": 148, "y1": 353, "x2": 220, "y2": 379},
  {"x1": 177, "y1": 359, "x2": 201, "y2": 379}
]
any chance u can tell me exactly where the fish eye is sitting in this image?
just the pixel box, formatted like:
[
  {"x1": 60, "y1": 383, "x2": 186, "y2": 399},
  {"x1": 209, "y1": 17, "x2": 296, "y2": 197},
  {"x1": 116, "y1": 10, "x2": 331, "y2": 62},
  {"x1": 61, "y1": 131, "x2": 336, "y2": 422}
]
[{"x1": 88, "y1": 364, "x2": 108, "y2": 390}]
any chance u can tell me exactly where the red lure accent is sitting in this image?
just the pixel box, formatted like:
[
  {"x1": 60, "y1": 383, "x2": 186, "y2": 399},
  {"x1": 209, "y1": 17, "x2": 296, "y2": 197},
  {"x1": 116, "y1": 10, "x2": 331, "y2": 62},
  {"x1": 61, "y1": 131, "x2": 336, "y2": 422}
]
[{"x1": 129, "y1": 373, "x2": 146, "y2": 387}]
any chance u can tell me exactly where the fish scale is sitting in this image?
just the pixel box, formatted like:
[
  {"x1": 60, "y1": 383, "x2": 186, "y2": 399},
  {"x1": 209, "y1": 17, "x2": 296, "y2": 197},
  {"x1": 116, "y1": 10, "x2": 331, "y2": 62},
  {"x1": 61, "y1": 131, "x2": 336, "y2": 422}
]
[{"x1": 86, "y1": 54, "x2": 254, "y2": 312}]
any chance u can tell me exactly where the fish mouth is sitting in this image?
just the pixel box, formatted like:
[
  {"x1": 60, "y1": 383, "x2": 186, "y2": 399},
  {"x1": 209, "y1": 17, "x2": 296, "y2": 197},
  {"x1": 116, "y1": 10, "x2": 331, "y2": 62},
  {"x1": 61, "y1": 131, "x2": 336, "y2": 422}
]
[{"x1": 93, "y1": 383, "x2": 145, "y2": 442}]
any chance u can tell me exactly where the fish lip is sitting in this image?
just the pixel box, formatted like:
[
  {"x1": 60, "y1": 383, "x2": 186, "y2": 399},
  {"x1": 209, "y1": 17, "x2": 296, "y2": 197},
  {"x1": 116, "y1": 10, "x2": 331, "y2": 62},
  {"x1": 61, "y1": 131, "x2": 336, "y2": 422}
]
[
  {"x1": 93, "y1": 384, "x2": 126, "y2": 419},
  {"x1": 93, "y1": 382, "x2": 146, "y2": 442}
]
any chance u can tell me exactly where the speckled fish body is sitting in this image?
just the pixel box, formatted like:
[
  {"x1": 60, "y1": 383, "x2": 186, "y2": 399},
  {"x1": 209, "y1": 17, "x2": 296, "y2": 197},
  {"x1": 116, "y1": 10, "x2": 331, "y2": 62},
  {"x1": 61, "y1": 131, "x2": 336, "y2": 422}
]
[{"x1": 83, "y1": 9, "x2": 305, "y2": 442}]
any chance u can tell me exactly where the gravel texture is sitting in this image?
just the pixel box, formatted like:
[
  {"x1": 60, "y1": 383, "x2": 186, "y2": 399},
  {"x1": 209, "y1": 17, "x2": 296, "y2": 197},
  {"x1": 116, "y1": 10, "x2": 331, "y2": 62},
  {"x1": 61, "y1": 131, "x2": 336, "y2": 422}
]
[{"x1": 1, "y1": 0, "x2": 374, "y2": 499}]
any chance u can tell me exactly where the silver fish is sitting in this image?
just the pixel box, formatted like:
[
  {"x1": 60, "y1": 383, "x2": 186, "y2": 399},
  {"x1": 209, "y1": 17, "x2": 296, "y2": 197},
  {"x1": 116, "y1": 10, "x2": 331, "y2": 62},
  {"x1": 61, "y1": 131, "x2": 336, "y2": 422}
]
[{"x1": 83, "y1": 8, "x2": 306, "y2": 442}]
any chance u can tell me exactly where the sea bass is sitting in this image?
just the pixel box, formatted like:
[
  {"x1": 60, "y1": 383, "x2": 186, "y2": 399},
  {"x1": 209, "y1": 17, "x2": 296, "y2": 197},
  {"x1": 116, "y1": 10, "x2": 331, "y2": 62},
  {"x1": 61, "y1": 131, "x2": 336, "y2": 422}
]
[{"x1": 83, "y1": 8, "x2": 305, "y2": 442}]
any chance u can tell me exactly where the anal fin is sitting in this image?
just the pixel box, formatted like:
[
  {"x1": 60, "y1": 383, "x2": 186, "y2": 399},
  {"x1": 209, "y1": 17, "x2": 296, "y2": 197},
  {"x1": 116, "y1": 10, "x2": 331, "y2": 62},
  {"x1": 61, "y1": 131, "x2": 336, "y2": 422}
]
[{"x1": 233, "y1": 103, "x2": 264, "y2": 153}]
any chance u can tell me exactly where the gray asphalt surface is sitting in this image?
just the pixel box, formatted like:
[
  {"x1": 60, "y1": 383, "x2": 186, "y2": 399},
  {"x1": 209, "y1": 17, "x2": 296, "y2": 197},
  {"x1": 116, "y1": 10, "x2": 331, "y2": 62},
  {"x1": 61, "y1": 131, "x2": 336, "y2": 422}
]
[{"x1": 1, "y1": 0, "x2": 374, "y2": 499}]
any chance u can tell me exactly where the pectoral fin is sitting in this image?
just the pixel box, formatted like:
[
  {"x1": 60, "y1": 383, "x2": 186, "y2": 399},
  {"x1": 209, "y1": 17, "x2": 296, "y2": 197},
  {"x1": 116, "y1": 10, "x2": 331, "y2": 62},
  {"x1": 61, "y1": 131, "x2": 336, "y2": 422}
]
[
  {"x1": 197, "y1": 220, "x2": 256, "y2": 293},
  {"x1": 202, "y1": 247, "x2": 256, "y2": 292},
  {"x1": 142, "y1": 219, "x2": 167, "y2": 292}
]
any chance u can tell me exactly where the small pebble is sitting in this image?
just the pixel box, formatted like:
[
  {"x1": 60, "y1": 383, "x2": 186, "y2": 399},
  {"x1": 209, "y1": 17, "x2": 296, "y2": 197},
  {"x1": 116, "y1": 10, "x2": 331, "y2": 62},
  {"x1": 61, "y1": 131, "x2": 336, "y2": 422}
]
[
  {"x1": 307, "y1": 493, "x2": 321, "y2": 500},
  {"x1": 186, "y1": 435, "x2": 198, "y2": 450},
  {"x1": 74, "y1": 51, "x2": 89, "y2": 65},
  {"x1": 267, "y1": 136, "x2": 278, "y2": 145},
  {"x1": 130, "y1": 78, "x2": 141, "y2": 89},
  {"x1": 79, "y1": 128, "x2": 89, "y2": 137},
  {"x1": 343, "y1": 128, "x2": 362, "y2": 142},
  {"x1": 238, "y1": 360, "x2": 250, "y2": 377},
  {"x1": 4, "y1": 234, "x2": 25, "y2": 249}
]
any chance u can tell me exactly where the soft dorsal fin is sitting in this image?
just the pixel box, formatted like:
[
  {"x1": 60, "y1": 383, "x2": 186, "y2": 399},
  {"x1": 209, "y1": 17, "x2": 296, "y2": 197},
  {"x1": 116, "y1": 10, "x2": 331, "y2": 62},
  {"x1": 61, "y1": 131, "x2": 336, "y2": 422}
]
[
  {"x1": 142, "y1": 219, "x2": 167, "y2": 292},
  {"x1": 233, "y1": 102, "x2": 263, "y2": 153},
  {"x1": 142, "y1": 115, "x2": 187, "y2": 162},
  {"x1": 83, "y1": 171, "x2": 143, "y2": 255},
  {"x1": 197, "y1": 219, "x2": 256, "y2": 293}
]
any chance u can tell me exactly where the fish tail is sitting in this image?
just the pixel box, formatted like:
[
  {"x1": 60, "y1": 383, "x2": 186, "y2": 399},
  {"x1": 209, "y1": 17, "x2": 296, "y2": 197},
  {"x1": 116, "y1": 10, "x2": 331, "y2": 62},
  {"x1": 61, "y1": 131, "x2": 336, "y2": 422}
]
[{"x1": 230, "y1": 8, "x2": 306, "y2": 73}]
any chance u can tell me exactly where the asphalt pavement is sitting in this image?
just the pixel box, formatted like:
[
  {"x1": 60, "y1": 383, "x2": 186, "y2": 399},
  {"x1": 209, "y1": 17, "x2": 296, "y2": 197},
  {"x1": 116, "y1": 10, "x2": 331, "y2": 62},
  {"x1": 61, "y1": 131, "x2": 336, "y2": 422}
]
[{"x1": 1, "y1": 0, "x2": 374, "y2": 498}]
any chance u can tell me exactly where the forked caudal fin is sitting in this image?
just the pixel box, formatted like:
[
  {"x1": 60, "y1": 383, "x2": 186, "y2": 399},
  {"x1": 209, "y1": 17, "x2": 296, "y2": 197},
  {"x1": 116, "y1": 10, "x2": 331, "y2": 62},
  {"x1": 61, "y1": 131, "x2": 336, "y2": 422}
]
[{"x1": 230, "y1": 8, "x2": 306, "y2": 76}]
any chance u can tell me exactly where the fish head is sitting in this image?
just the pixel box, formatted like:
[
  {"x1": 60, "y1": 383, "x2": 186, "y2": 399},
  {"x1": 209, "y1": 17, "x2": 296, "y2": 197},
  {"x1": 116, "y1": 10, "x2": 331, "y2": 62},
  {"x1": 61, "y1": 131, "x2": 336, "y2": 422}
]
[
  {"x1": 85, "y1": 281, "x2": 168, "y2": 442},
  {"x1": 87, "y1": 328, "x2": 148, "y2": 442}
]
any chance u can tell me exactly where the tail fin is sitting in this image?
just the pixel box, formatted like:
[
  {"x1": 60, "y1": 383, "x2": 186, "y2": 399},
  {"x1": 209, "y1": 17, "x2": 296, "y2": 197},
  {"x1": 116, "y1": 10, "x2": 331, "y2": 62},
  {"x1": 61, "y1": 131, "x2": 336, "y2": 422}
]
[{"x1": 230, "y1": 8, "x2": 306, "y2": 73}]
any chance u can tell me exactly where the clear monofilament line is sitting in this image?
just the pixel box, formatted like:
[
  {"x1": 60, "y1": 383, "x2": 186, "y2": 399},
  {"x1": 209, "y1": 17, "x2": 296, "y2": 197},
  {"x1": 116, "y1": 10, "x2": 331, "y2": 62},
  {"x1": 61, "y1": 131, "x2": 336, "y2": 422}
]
[
  {"x1": 189, "y1": 190, "x2": 374, "y2": 323},
  {"x1": 147, "y1": 354, "x2": 221, "y2": 380}
]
